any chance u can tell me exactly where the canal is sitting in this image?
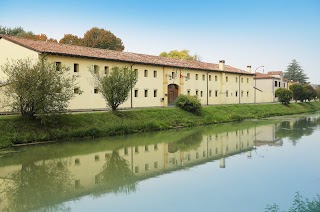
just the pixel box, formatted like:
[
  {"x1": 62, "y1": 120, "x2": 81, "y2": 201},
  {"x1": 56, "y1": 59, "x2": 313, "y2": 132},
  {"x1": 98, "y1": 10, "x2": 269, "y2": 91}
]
[{"x1": 0, "y1": 113, "x2": 319, "y2": 212}]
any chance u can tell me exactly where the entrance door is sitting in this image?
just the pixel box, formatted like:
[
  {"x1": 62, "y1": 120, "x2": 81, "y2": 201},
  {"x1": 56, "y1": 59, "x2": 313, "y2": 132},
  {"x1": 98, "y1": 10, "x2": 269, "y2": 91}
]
[{"x1": 168, "y1": 84, "x2": 179, "y2": 105}]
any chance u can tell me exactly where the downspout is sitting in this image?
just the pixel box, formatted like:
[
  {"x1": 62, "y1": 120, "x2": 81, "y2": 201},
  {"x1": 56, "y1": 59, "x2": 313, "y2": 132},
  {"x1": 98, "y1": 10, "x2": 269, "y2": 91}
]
[
  {"x1": 272, "y1": 78, "x2": 275, "y2": 102},
  {"x1": 130, "y1": 63, "x2": 136, "y2": 108},
  {"x1": 239, "y1": 74, "x2": 242, "y2": 104},
  {"x1": 207, "y1": 72, "x2": 209, "y2": 105}
]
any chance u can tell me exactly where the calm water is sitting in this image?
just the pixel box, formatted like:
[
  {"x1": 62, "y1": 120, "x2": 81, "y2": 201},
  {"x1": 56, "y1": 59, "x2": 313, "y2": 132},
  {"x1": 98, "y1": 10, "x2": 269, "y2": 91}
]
[{"x1": 0, "y1": 113, "x2": 319, "y2": 212}]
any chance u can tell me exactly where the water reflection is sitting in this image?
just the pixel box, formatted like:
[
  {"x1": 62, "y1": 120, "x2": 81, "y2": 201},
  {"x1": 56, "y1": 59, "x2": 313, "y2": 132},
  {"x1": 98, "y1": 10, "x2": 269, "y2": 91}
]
[{"x1": 0, "y1": 113, "x2": 319, "y2": 211}]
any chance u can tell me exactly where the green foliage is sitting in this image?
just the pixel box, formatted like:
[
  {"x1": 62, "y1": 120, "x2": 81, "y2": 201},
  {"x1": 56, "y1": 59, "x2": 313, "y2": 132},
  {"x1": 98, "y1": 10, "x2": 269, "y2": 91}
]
[
  {"x1": 58, "y1": 34, "x2": 82, "y2": 45},
  {"x1": 82, "y1": 27, "x2": 124, "y2": 51},
  {"x1": 284, "y1": 59, "x2": 308, "y2": 84},
  {"x1": 303, "y1": 84, "x2": 317, "y2": 102},
  {"x1": 289, "y1": 84, "x2": 306, "y2": 102},
  {"x1": 0, "y1": 25, "x2": 33, "y2": 37},
  {"x1": 316, "y1": 86, "x2": 320, "y2": 100},
  {"x1": 92, "y1": 66, "x2": 137, "y2": 111},
  {"x1": 275, "y1": 88, "x2": 292, "y2": 105},
  {"x1": 174, "y1": 94, "x2": 202, "y2": 114},
  {"x1": 265, "y1": 192, "x2": 320, "y2": 212},
  {"x1": 1, "y1": 58, "x2": 78, "y2": 122},
  {"x1": 159, "y1": 50, "x2": 201, "y2": 61}
]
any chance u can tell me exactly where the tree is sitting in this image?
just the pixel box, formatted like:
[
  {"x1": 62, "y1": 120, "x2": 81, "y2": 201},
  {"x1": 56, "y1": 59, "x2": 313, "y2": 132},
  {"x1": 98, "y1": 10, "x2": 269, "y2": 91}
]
[
  {"x1": 289, "y1": 84, "x2": 306, "y2": 102},
  {"x1": 59, "y1": 34, "x2": 83, "y2": 45},
  {"x1": 0, "y1": 25, "x2": 33, "y2": 37},
  {"x1": 275, "y1": 88, "x2": 292, "y2": 105},
  {"x1": 82, "y1": 27, "x2": 124, "y2": 51},
  {"x1": 316, "y1": 86, "x2": 320, "y2": 101},
  {"x1": 1, "y1": 58, "x2": 78, "y2": 121},
  {"x1": 303, "y1": 84, "x2": 317, "y2": 102},
  {"x1": 174, "y1": 94, "x2": 202, "y2": 114},
  {"x1": 159, "y1": 50, "x2": 201, "y2": 61},
  {"x1": 92, "y1": 66, "x2": 137, "y2": 111},
  {"x1": 283, "y1": 59, "x2": 309, "y2": 84}
]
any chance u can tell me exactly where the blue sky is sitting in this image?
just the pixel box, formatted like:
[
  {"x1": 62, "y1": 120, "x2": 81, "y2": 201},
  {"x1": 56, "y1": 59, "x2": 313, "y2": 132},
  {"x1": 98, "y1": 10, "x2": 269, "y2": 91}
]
[{"x1": 1, "y1": 0, "x2": 319, "y2": 83}]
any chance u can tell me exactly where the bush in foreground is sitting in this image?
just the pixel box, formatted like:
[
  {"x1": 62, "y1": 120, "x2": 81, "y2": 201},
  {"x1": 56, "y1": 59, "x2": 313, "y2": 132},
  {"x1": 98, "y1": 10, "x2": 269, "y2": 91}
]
[
  {"x1": 174, "y1": 94, "x2": 202, "y2": 114},
  {"x1": 275, "y1": 88, "x2": 292, "y2": 105}
]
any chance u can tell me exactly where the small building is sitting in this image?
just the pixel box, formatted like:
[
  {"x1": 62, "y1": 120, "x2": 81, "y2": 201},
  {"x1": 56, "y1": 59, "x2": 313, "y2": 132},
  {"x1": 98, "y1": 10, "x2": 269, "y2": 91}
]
[
  {"x1": 0, "y1": 34, "x2": 255, "y2": 111},
  {"x1": 254, "y1": 71, "x2": 288, "y2": 103}
]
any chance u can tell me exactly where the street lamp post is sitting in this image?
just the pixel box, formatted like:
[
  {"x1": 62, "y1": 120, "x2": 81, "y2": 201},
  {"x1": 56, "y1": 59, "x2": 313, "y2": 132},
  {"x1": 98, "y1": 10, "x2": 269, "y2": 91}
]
[{"x1": 254, "y1": 66, "x2": 264, "y2": 104}]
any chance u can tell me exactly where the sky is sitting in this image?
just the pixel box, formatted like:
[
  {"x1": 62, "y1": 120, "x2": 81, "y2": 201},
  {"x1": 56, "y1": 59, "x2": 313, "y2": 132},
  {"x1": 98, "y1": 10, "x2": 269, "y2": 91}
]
[{"x1": 1, "y1": 0, "x2": 319, "y2": 83}]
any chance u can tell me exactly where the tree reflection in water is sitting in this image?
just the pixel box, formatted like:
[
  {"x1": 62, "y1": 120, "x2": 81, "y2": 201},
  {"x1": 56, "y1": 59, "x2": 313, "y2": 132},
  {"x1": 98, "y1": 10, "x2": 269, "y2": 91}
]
[
  {"x1": 94, "y1": 150, "x2": 137, "y2": 195},
  {"x1": 276, "y1": 116, "x2": 320, "y2": 145},
  {"x1": 1, "y1": 159, "x2": 72, "y2": 212}
]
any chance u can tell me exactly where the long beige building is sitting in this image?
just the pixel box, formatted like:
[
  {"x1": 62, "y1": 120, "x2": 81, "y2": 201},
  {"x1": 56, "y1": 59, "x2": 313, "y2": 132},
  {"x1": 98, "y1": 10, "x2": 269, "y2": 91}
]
[{"x1": 0, "y1": 34, "x2": 255, "y2": 111}]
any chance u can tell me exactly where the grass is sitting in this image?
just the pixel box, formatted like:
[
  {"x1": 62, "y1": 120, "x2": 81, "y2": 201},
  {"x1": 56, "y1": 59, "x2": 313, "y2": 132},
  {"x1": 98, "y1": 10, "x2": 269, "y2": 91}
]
[{"x1": 1, "y1": 101, "x2": 320, "y2": 149}]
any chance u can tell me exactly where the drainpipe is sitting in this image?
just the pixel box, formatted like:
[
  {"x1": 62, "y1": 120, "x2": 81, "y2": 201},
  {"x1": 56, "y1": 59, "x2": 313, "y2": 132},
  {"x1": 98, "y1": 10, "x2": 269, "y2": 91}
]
[
  {"x1": 239, "y1": 74, "x2": 242, "y2": 104},
  {"x1": 207, "y1": 72, "x2": 209, "y2": 105},
  {"x1": 130, "y1": 63, "x2": 136, "y2": 108}
]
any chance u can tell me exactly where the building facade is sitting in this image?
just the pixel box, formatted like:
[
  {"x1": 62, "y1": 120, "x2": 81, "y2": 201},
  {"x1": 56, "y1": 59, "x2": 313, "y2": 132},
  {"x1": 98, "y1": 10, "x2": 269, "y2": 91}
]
[{"x1": 0, "y1": 34, "x2": 255, "y2": 112}]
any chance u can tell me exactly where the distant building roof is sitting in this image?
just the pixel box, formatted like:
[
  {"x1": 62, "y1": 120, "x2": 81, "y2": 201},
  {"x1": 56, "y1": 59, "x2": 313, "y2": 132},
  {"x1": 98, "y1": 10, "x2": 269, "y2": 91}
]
[
  {"x1": 0, "y1": 34, "x2": 253, "y2": 75},
  {"x1": 255, "y1": 72, "x2": 281, "y2": 79},
  {"x1": 267, "y1": 71, "x2": 282, "y2": 75}
]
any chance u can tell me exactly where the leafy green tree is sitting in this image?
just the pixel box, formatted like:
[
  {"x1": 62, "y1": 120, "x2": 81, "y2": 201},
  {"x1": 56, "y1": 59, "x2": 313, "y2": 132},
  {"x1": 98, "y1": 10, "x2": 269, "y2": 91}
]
[
  {"x1": 316, "y1": 86, "x2": 320, "y2": 101},
  {"x1": 289, "y1": 84, "x2": 306, "y2": 102},
  {"x1": 0, "y1": 25, "x2": 33, "y2": 37},
  {"x1": 82, "y1": 27, "x2": 124, "y2": 51},
  {"x1": 283, "y1": 59, "x2": 308, "y2": 84},
  {"x1": 303, "y1": 84, "x2": 317, "y2": 101},
  {"x1": 159, "y1": 50, "x2": 201, "y2": 61},
  {"x1": 59, "y1": 34, "x2": 83, "y2": 45},
  {"x1": 92, "y1": 66, "x2": 137, "y2": 111},
  {"x1": 275, "y1": 88, "x2": 292, "y2": 105},
  {"x1": 1, "y1": 58, "x2": 78, "y2": 121}
]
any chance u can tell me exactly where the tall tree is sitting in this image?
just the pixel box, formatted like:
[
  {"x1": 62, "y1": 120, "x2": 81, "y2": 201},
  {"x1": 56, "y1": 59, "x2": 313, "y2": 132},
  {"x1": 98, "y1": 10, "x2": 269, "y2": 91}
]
[
  {"x1": 59, "y1": 34, "x2": 83, "y2": 45},
  {"x1": 82, "y1": 27, "x2": 124, "y2": 51},
  {"x1": 1, "y1": 58, "x2": 79, "y2": 122},
  {"x1": 159, "y1": 50, "x2": 201, "y2": 61},
  {"x1": 91, "y1": 66, "x2": 137, "y2": 111},
  {"x1": 283, "y1": 59, "x2": 308, "y2": 84}
]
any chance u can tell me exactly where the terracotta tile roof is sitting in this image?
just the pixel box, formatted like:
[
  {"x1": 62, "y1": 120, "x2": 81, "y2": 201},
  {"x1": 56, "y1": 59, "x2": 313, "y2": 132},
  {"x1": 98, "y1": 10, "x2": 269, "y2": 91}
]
[
  {"x1": 267, "y1": 71, "x2": 282, "y2": 75},
  {"x1": 0, "y1": 34, "x2": 253, "y2": 75},
  {"x1": 255, "y1": 72, "x2": 281, "y2": 79}
]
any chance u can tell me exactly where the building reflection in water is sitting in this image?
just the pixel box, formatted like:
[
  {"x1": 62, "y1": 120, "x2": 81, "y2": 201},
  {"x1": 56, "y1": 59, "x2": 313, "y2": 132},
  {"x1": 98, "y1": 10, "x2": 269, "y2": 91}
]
[{"x1": 1, "y1": 115, "x2": 319, "y2": 211}]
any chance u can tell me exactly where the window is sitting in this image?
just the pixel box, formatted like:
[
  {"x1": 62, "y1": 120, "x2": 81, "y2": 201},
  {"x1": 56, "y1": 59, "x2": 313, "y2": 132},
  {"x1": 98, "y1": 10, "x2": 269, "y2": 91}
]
[
  {"x1": 154, "y1": 161, "x2": 158, "y2": 168},
  {"x1": 203, "y1": 151, "x2": 206, "y2": 157},
  {"x1": 215, "y1": 76, "x2": 218, "y2": 81},
  {"x1": 135, "y1": 146, "x2": 139, "y2": 153},
  {"x1": 94, "y1": 88, "x2": 99, "y2": 94},
  {"x1": 196, "y1": 90, "x2": 199, "y2": 96},
  {"x1": 187, "y1": 73, "x2": 190, "y2": 80},
  {"x1": 209, "y1": 75, "x2": 212, "y2": 81},
  {"x1": 215, "y1": 90, "x2": 218, "y2": 97},
  {"x1": 93, "y1": 65, "x2": 99, "y2": 74},
  {"x1": 247, "y1": 91, "x2": 249, "y2": 97},
  {"x1": 134, "y1": 69, "x2": 138, "y2": 76},
  {"x1": 187, "y1": 90, "x2": 190, "y2": 96},
  {"x1": 75, "y1": 158, "x2": 80, "y2": 165},
  {"x1": 235, "y1": 91, "x2": 238, "y2": 97},
  {"x1": 55, "y1": 62, "x2": 61, "y2": 71},
  {"x1": 195, "y1": 74, "x2": 198, "y2": 80},
  {"x1": 74, "y1": 87, "x2": 80, "y2": 94},
  {"x1": 196, "y1": 152, "x2": 199, "y2": 159},
  {"x1": 209, "y1": 90, "x2": 212, "y2": 97},
  {"x1": 200, "y1": 91, "x2": 203, "y2": 97},
  {"x1": 226, "y1": 90, "x2": 229, "y2": 97},
  {"x1": 154, "y1": 144, "x2": 158, "y2": 150},
  {"x1": 135, "y1": 166, "x2": 139, "y2": 173},
  {"x1": 236, "y1": 77, "x2": 238, "y2": 83},
  {"x1": 154, "y1": 70, "x2": 157, "y2": 78},
  {"x1": 144, "y1": 70, "x2": 148, "y2": 77},
  {"x1": 145, "y1": 145, "x2": 149, "y2": 151},
  {"x1": 153, "y1": 89, "x2": 157, "y2": 97},
  {"x1": 226, "y1": 76, "x2": 228, "y2": 82},
  {"x1": 275, "y1": 81, "x2": 278, "y2": 87},
  {"x1": 74, "y1": 63, "x2": 79, "y2": 73},
  {"x1": 241, "y1": 91, "x2": 244, "y2": 97},
  {"x1": 104, "y1": 66, "x2": 109, "y2": 75},
  {"x1": 134, "y1": 89, "x2": 138, "y2": 97},
  {"x1": 202, "y1": 75, "x2": 205, "y2": 81},
  {"x1": 124, "y1": 147, "x2": 128, "y2": 155},
  {"x1": 283, "y1": 83, "x2": 286, "y2": 87},
  {"x1": 247, "y1": 78, "x2": 249, "y2": 83},
  {"x1": 144, "y1": 89, "x2": 148, "y2": 97},
  {"x1": 172, "y1": 72, "x2": 175, "y2": 79},
  {"x1": 145, "y1": 164, "x2": 149, "y2": 171},
  {"x1": 75, "y1": 180, "x2": 81, "y2": 189},
  {"x1": 241, "y1": 78, "x2": 243, "y2": 83},
  {"x1": 95, "y1": 155, "x2": 100, "y2": 161}
]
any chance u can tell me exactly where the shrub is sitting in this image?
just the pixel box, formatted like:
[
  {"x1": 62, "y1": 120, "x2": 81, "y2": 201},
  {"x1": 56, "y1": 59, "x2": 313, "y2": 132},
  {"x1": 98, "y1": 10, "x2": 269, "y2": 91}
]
[
  {"x1": 275, "y1": 88, "x2": 293, "y2": 105},
  {"x1": 174, "y1": 94, "x2": 202, "y2": 114}
]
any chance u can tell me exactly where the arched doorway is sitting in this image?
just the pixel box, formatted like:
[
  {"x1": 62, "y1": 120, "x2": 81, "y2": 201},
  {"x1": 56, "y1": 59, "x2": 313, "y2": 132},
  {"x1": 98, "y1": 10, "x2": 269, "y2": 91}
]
[{"x1": 168, "y1": 84, "x2": 179, "y2": 105}]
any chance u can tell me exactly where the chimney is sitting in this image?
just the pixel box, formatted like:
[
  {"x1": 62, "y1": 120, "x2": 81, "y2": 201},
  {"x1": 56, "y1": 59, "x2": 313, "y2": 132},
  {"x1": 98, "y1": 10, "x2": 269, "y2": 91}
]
[
  {"x1": 219, "y1": 60, "x2": 225, "y2": 71},
  {"x1": 246, "y1": 65, "x2": 252, "y2": 73}
]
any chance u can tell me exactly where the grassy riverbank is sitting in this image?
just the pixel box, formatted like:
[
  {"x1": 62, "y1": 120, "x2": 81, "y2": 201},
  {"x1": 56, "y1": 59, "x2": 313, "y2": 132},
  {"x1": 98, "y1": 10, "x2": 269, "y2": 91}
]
[{"x1": 1, "y1": 102, "x2": 320, "y2": 149}]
